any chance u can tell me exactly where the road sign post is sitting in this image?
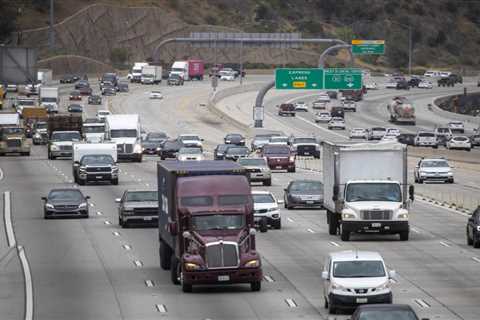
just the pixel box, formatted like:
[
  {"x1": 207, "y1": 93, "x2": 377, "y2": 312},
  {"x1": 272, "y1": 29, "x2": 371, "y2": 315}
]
[{"x1": 351, "y1": 40, "x2": 385, "y2": 55}]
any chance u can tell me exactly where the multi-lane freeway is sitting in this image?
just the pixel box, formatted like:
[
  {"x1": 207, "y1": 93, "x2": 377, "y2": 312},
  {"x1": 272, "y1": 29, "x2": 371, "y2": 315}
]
[{"x1": 1, "y1": 75, "x2": 480, "y2": 320}]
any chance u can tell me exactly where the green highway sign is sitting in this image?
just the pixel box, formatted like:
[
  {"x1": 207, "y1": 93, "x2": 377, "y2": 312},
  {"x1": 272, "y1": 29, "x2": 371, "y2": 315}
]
[
  {"x1": 275, "y1": 68, "x2": 323, "y2": 90},
  {"x1": 351, "y1": 39, "x2": 385, "y2": 55},
  {"x1": 324, "y1": 68, "x2": 362, "y2": 90},
  {"x1": 275, "y1": 68, "x2": 362, "y2": 90}
]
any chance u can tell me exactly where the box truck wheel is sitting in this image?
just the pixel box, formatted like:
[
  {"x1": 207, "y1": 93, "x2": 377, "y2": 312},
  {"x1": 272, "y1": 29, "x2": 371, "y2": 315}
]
[
  {"x1": 399, "y1": 231, "x2": 409, "y2": 241},
  {"x1": 328, "y1": 211, "x2": 338, "y2": 235},
  {"x1": 111, "y1": 178, "x2": 118, "y2": 185},
  {"x1": 170, "y1": 255, "x2": 180, "y2": 285},
  {"x1": 340, "y1": 225, "x2": 350, "y2": 241},
  {"x1": 160, "y1": 241, "x2": 172, "y2": 270},
  {"x1": 251, "y1": 281, "x2": 261, "y2": 292},
  {"x1": 182, "y1": 281, "x2": 192, "y2": 293}
]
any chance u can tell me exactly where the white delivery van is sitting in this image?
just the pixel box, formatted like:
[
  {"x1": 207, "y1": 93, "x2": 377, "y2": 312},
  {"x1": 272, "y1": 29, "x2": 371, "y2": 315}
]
[{"x1": 104, "y1": 114, "x2": 142, "y2": 162}]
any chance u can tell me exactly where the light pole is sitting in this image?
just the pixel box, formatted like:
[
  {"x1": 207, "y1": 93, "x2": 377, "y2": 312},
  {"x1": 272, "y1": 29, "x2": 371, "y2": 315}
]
[{"x1": 49, "y1": 0, "x2": 55, "y2": 50}]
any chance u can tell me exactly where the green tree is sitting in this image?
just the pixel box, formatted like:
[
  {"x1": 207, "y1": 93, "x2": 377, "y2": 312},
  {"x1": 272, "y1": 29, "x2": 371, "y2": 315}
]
[
  {"x1": 0, "y1": 0, "x2": 16, "y2": 43},
  {"x1": 110, "y1": 48, "x2": 129, "y2": 67}
]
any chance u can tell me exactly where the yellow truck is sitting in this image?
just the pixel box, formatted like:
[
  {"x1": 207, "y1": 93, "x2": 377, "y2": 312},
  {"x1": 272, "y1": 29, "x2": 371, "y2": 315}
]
[
  {"x1": 0, "y1": 113, "x2": 31, "y2": 156},
  {"x1": 0, "y1": 87, "x2": 5, "y2": 109}
]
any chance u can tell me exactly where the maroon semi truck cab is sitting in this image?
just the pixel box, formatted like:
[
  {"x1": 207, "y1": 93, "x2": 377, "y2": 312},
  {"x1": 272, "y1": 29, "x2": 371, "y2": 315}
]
[
  {"x1": 262, "y1": 144, "x2": 296, "y2": 172},
  {"x1": 157, "y1": 160, "x2": 262, "y2": 292}
]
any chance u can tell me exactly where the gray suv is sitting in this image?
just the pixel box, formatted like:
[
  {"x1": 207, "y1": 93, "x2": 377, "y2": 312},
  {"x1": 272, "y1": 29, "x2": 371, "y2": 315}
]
[
  {"x1": 238, "y1": 157, "x2": 272, "y2": 186},
  {"x1": 116, "y1": 190, "x2": 158, "y2": 228}
]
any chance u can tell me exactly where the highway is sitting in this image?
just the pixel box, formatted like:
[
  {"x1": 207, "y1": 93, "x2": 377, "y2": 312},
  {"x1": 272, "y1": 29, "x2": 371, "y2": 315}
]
[{"x1": 2, "y1": 75, "x2": 480, "y2": 320}]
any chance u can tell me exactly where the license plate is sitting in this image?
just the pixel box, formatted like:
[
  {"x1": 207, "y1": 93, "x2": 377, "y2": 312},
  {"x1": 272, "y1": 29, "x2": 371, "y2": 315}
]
[
  {"x1": 306, "y1": 201, "x2": 314, "y2": 204},
  {"x1": 96, "y1": 176, "x2": 103, "y2": 179},
  {"x1": 304, "y1": 152, "x2": 310, "y2": 155},
  {"x1": 276, "y1": 166, "x2": 282, "y2": 169},
  {"x1": 144, "y1": 217, "x2": 152, "y2": 221},
  {"x1": 356, "y1": 298, "x2": 368, "y2": 303},
  {"x1": 218, "y1": 275, "x2": 230, "y2": 282},
  {"x1": 371, "y1": 223, "x2": 381, "y2": 227}
]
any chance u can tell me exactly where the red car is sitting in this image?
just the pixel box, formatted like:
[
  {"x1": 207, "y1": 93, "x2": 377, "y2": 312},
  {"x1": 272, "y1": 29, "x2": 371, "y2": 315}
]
[
  {"x1": 261, "y1": 144, "x2": 295, "y2": 172},
  {"x1": 69, "y1": 90, "x2": 82, "y2": 100}
]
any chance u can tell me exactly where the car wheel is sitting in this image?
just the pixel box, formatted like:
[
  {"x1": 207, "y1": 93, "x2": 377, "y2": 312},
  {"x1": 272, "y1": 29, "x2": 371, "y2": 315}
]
[
  {"x1": 328, "y1": 211, "x2": 338, "y2": 235},
  {"x1": 328, "y1": 301, "x2": 336, "y2": 314},
  {"x1": 467, "y1": 230, "x2": 473, "y2": 246},
  {"x1": 399, "y1": 231, "x2": 409, "y2": 241},
  {"x1": 111, "y1": 178, "x2": 118, "y2": 185},
  {"x1": 182, "y1": 280, "x2": 192, "y2": 293},
  {"x1": 160, "y1": 241, "x2": 172, "y2": 270},
  {"x1": 251, "y1": 281, "x2": 261, "y2": 292},
  {"x1": 340, "y1": 225, "x2": 350, "y2": 241},
  {"x1": 78, "y1": 178, "x2": 86, "y2": 186},
  {"x1": 263, "y1": 179, "x2": 272, "y2": 186},
  {"x1": 474, "y1": 235, "x2": 480, "y2": 248},
  {"x1": 273, "y1": 219, "x2": 281, "y2": 230}
]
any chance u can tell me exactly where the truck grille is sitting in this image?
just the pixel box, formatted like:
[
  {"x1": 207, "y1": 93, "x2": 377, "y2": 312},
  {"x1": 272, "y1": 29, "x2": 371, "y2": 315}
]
[
  {"x1": 59, "y1": 145, "x2": 72, "y2": 151},
  {"x1": 133, "y1": 207, "x2": 158, "y2": 216},
  {"x1": 361, "y1": 210, "x2": 392, "y2": 220},
  {"x1": 6, "y1": 139, "x2": 21, "y2": 147},
  {"x1": 86, "y1": 166, "x2": 111, "y2": 173},
  {"x1": 247, "y1": 168, "x2": 261, "y2": 173},
  {"x1": 205, "y1": 242, "x2": 239, "y2": 269},
  {"x1": 117, "y1": 143, "x2": 133, "y2": 154},
  {"x1": 297, "y1": 145, "x2": 316, "y2": 154}
]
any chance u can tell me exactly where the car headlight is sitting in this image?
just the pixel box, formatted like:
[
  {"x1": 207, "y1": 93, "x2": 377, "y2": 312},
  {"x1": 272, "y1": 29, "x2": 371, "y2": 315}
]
[
  {"x1": 376, "y1": 281, "x2": 390, "y2": 290},
  {"x1": 184, "y1": 262, "x2": 201, "y2": 271},
  {"x1": 34, "y1": 133, "x2": 41, "y2": 138},
  {"x1": 332, "y1": 283, "x2": 349, "y2": 291},
  {"x1": 419, "y1": 172, "x2": 427, "y2": 176},
  {"x1": 398, "y1": 213, "x2": 409, "y2": 219},
  {"x1": 123, "y1": 208, "x2": 133, "y2": 215},
  {"x1": 447, "y1": 172, "x2": 453, "y2": 176},
  {"x1": 46, "y1": 203, "x2": 54, "y2": 209},
  {"x1": 50, "y1": 145, "x2": 59, "y2": 151},
  {"x1": 112, "y1": 166, "x2": 119, "y2": 172},
  {"x1": 156, "y1": 147, "x2": 161, "y2": 151},
  {"x1": 342, "y1": 212, "x2": 356, "y2": 219},
  {"x1": 476, "y1": 226, "x2": 480, "y2": 232},
  {"x1": 244, "y1": 259, "x2": 260, "y2": 268},
  {"x1": 78, "y1": 203, "x2": 88, "y2": 209},
  {"x1": 267, "y1": 207, "x2": 278, "y2": 212},
  {"x1": 133, "y1": 144, "x2": 142, "y2": 153}
]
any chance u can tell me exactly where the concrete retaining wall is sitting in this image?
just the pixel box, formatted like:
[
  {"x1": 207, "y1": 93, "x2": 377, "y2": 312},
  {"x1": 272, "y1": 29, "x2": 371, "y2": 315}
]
[{"x1": 433, "y1": 95, "x2": 480, "y2": 126}]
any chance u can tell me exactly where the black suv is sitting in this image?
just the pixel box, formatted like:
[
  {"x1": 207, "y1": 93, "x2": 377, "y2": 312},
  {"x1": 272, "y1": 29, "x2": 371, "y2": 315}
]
[
  {"x1": 351, "y1": 304, "x2": 422, "y2": 320},
  {"x1": 467, "y1": 206, "x2": 480, "y2": 248},
  {"x1": 396, "y1": 80, "x2": 410, "y2": 90}
]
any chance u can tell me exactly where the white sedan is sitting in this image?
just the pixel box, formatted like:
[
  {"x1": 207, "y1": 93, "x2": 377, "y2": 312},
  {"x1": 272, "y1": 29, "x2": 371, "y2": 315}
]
[
  {"x1": 220, "y1": 74, "x2": 235, "y2": 81},
  {"x1": 365, "y1": 82, "x2": 378, "y2": 90},
  {"x1": 385, "y1": 81, "x2": 397, "y2": 89},
  {"x1": 328, "y1": 117, "x2": 346, "y2": 130},
  {"x1": 418, "y1": 81, "x2": 433, "y2": 89},
  {"x1": 294, "y1": 101, "x2": 308, "y2": 112},
  {"x1": 149, "y1": 91, "x2": 163, "y2": 99},
  {"x1": 446, "y1": 136, "x2": 471, "y2": 151},
  {"x1": 315, "y1": 112, "x2": 332, "y2": 123},
  {"x1": 349, "y1": 128, "x2": 367, "y2": 139}
]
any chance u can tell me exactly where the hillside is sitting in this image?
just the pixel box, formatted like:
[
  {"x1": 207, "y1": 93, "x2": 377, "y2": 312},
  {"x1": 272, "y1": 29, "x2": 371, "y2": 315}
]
[{"x1": 3, "y1": 0, "x2": 480, "y2": 73}]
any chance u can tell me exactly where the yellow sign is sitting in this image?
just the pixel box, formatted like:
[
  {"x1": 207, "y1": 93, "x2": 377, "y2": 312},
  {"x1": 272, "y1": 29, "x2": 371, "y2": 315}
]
[
  {"x1": 293, "y1": 81, "x2": 306, "y2": 88},
  {"x1": 352, "y1": 39, "x2": 385, "y2": 45}
]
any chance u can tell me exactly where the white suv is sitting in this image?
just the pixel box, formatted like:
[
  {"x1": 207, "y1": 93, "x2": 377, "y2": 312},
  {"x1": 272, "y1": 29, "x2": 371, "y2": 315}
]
[
  {"x1": 252, "y1": 190, "x2": 282, "y2": 231},
  {"x1": 322, "y1": 250, "x2": 395, "y2": 314}
]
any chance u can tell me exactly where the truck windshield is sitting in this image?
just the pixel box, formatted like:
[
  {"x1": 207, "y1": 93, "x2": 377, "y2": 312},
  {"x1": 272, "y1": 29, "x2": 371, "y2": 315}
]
[
  {"x1": 18, "y1": 100, "x2": 35, "y2": 106},
  {"x1": 41, "y1": 97, "x2": 57, "y2": 103},
  {"x1": 110, "y1": 129, "x2": 137, "y2": 138},
  {"x1": 191, "y1": 214, "x2": 244, "y2": 231},
  {"x1": 83, "y1": 126, "x2": 105, "y2": 133},
  {"x1": 263, "y1": 146, "x2": 289, "y2": 154},
  {"x1": 294, "y1": 138, "x2": 316, "y2": 144},
  {"x1": 346, "y1": 183, "x2": 401, "y2": 202},
  {"x1": 51, "y1": 132, "x2": 81, "y2": 141},
  {"x1": 126, "y1": 191, "x2": 158, "y2": 202},
  {"x1": 333, "y1": 260, "x2": 385, "y2": 278},
  {"x1": 80, "y1": 155, "x2": 114, "y2": 165},
  {"x1": 36, "y1": 123, "x2": 47, "y2": 130},
  {"x1": 172, "y1": 68, "x2": 184, "y2": 72}
]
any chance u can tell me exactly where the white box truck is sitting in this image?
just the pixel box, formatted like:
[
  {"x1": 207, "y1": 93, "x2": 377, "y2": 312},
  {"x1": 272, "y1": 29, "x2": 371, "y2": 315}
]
[
  {"x1": 323, "y1": 141, "x2": 414, "y2": 241},
  {"x1": 72, "y1": 142, "x2": 118, "y2": 185},
  {"x1": 128, "y1": 62, "x2": 149, "y2": 82},
  {"x1": 141, "y1": 65, "x2": 162, "y2": 84},
  {"x1": 104, "y1": 114, "x2": 142, "y2": 162},
  {"x1": 39, "y1": 87, "x2": 59, "y2": 113}
]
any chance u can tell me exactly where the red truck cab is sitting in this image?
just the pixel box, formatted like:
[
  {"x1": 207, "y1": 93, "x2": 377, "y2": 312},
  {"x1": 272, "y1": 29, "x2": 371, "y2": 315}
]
[
  {"x1": 261, "y1": 144, "x2": 296, "y2": 172},
  {"x1": 158, "y1": 160, "x2": 262, "y2": 292}
]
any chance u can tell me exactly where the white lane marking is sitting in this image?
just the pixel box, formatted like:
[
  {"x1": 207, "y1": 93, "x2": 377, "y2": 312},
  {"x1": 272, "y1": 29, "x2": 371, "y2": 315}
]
[
  {"x1": 112, "y1": 231, "x2": 120, "y2": 237},
  {"x1": 411, "y1": 227, "x2": 421, "y2": 234},
  {"x1": 122, "y1": 244, "x2": 132, "y2": 251},
  {"x1": 287, "y1": 217, "x2": 294, "y2": 223},
  {"x1": 329, "y1": 241, "x2": 341, "y2": 247},
  {"x1": 263, "y1": 275, "x2": 275, "y2": 282},
  {"x1": 96, "y1": 211, "x2": 103, "y2": 216},
  {"x1": 390, "y1": 278, "x2": 398, "y2": 284},
  {"x1": 89, "y1": 203, "x2": 95, "y2": 207},
  {"x1": 414, "y1": 298, "x2": 431, "y2": 308},
  {"x1": 18, "y1": 246, "x2": 33, "y2": 320},
  {"x1": 439, "y1": 241, "x2": 451, "y2": 247},
  {"x1": 145, "y1": 183, "x2": 150, "y2": 187},
  {"x1": 104, "y1": 220, "x2": 111, "y2": 225},
  {"x1": 472, "y1": 257, "x2": 480, "y2": 263},
  {"x1": 285, "y1": 298, "x2": 298, "y2": 308},
  {"x1": 306, "y1": 228, "x2": 315, "y2": 233},
  {"x1": 137, "y1": 178, "x2": 142, "y2": 182},
  {"x1": 145, "y1": 280, "x2": 154, "y2": 287},
  {"x1": 133, "y1": 260, "x2": 143, "y2": 267},
  {"x1": 3, "y1": 191, "x2": 16, "y2": 247},
  {"x1": 0, "y1": 167, "x2": 4, "y2": 180},
  {"x1": 156, "y1": 304, "x2": 167, "y2": 313}
]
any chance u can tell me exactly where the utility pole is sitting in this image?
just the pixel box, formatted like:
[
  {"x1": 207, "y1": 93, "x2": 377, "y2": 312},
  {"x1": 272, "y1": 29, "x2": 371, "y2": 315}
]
[
  {"x1": 239, "y1": 40, "x2": 243, "y2": 85},
  {"x1": 49, "y1": 0, "x2": 55, "y2": 50},
  {"x1": 408, "y1": 25, "x2": 412, "y2": 76}
]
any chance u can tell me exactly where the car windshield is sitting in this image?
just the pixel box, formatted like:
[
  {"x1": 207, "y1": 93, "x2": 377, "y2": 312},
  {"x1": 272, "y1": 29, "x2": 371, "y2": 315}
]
[
  {"x1": 264, "y1": 146, "x2": 289, "y2": 154},
  {"x1": 352, "y1": 128, "x2": 365, "y2": 132},
  {"x1": 80, "y1": 154, "x2": 114, "y2": 165},
  {"x1": 83, "y1": 125, "x2": 105, "y2": 133},
  {"x1": 290, "y1": 181, "x2": 323, "y2": 192},
  {"x1": 238, "y1": 158, "x2": 266, "y2": 166},
  {"x1": 294, "y1": 138, "x2": 316, "y2": 144},
  {"x1": 41, "y1": 97, "x2": 57, "y2": 102},
  {"x1": 346, "y1": 183, "x2": 402, "y2": 202},
  {"x1": 437, "y1": 128, "x2": 450, "y2": 133},
  {"x1": 319, "y1": 113, "x2": 330, "y2": 116},
  {"x1": 51, "y1": 132, "x2": 81, "y2": 141},
  {"x1": 164, "y1": 141, "x2": 181, "y2": 149},
  {"x1": 217, "y1": 144, "x2": 234, "y2": 152},
  {"x1": 179, "y1": 147, "x2": 202, "y2": 154},
  {"x1": 226, "y1": 134, "x2": 242, "y2": 139},
  {"x1": 36, "y1": 123, "x2": 47, "y2": 129},
  {"x1": 71, "y1": 91, "x2": 80, "y2": 95},
  {"x1": 333, "y1": 260, "x2": 385, "y2": 278},
  {"x1": 126, "y1": 191, "x2": 158, "y2": 202},
  {"x1": 98, "y1": 111, "x2": 110, "y2": 116},
  {"x1": 226, "y1": 147, "x2": 249, "y2": 155},
  {"x1": 372, "y1": 128, "x2": 386, "y2": 132},
  {"x1": 2, "y1": 127, "x2": 23, "y2": 135},
  {"x1": 110, "y1": 129, "x2": 137, "y2": 138},
  {"x1": 357, "y1": 310, "x2": 418, "y2": 320},
  {"x1": 252, "y1": 194, "x2": 275, "y2": 204},
  {"x1": 146, "y1": 133, "x2": 167, "y2": 141},
  {"x1": 418, "y1": 132, "x2": 435, "y2": 137},
  {"x1": 421, "y1": 160, "x2": 448, "y2": 168},
  {"x1": 449, "y1": 122, "x2": 463, "y2": 126},
  {"x1": 191, "y1": 214, "x2": 245, "y2": 231},
  {"x1": 181, "y1": 196, "x2": 213, "y2": 206},
  {"x1": 332, "y1": 117, "x2": 344, "y2": 122},
  {"x1": 18, "y1": 100, "x2": 35, "y2": 106},
  {"x1": 180, "y1": 135, "x2": 200, "y2": 141},
  {"x1": 48, "y1": 190, "x2": 83, "y2": 201},
  {"x1": 454, "y1": 137, "x2": 468, "y2": 141}
]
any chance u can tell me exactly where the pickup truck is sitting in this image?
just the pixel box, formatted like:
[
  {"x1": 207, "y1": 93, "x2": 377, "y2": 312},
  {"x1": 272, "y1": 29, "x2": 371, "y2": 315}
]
[
  {"x1": 261, "y1": 144, "x2": 296, "y2": 172},
  {"x1": 277, "y1": 104, "x2": 296, "y2": 117}
]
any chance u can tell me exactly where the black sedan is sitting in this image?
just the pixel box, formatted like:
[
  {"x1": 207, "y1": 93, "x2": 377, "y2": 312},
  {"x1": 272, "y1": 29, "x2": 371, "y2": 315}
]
[
  {"x1": 284, "y1": 180, "x2": 323, "y2": 210},
  {"x1": 224, "y1": 133, "x2": 245, "y2": 146},
  {"x1": 224, "y1": 146, "x2": 250, "y2": 161},
  {"x1": 118, "y1": 82, "x2": 129, "y2": 92},
  {"x1": 351, "y1": 304, "x2": 421, "y2": 320},
  {"x1": 397, "y1": 133, "x2": 416, "y2": 146},
  {"x1": 42, "y1": 188, "x2": 90, "y2": 219},
  {"x1": 88, "y1": 95, "x2": 102, "y2": 105},
  {"x1": 142, "y1": 132, "x2": 168, "y2": 155},
  {"x1": 467, "y1": 207, "x2": 480, "y2": 248},
  {"x1": 214, "y1": 144, "x2": 235, "y2": 160},
  {"x1": 159, "y1": 140, "x2": 183, "y2": 160},
  {"x1": 67, "y1": 104, "x2": 83, "y2": 113}
]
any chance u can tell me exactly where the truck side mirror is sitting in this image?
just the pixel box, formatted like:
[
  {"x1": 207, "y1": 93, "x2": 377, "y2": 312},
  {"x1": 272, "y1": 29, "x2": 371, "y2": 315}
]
[
  {"x1": 321, "y1": 271, "x2": 329, "y2": 280},
  {"x1": 182, "y1": 231, "x2": 192, "y2": 239},
  {"x1": 41, "y1": 196, "x2": 47, "y2": 201},
  {"x1": 115, "y1": 198, "x2": 121, "y2": 203},
  {"x1": 332, "y1": 186, "x2": 339, "y2": 202},
  {"x1": 409, "y1": 185, "x2": 415, "y2": 201}
]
